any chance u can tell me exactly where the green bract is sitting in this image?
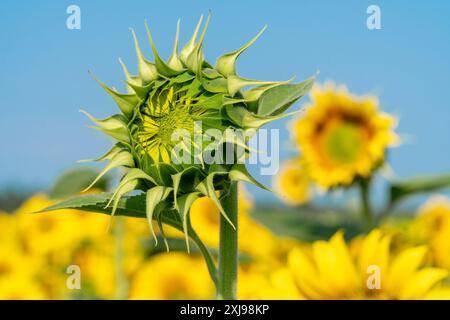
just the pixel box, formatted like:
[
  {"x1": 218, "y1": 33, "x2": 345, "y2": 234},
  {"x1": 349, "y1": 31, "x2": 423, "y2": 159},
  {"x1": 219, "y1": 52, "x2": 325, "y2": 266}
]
[{"x1": 77, "y1": 14, "x2": 313, "y2": 251}]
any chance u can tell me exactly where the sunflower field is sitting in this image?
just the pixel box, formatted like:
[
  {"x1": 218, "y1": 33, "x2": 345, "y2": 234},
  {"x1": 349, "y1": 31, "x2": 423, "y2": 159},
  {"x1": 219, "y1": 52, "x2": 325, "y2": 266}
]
[
  {"x1": 2, "y1": 1, "x2": 450, "y2": 301},
  {"x1": 2, "y1": 81, "x2": 450, "y2": 299}
]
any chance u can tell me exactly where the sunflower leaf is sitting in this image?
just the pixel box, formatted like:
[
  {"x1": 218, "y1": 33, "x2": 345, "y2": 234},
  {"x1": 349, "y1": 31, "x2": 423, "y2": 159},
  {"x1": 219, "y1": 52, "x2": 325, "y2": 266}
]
[
  {"x1": 47, "y1": 167, "x2": 110, "y2": 199},
  {"x1": 390, "y1": 173, "x2": 450, "y2": 204},
  {"x1": 257, "y1": 78, "x2": 314, "y2": 116}
]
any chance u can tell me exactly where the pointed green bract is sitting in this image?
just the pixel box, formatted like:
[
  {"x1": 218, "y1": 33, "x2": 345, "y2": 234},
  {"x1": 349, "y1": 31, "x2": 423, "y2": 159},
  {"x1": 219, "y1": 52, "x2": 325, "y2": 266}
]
[
  {"x1": 131, "y1": 28, "x2": 158, "y2": 83},
  {"x1": 145, "y1": 20, "x2": 182, "y2": 76},
  {"x1": 216, "y1": 25, "x2": 267, "y2": 77},
  {"x1": 146, "y1": 186, "x2": 173, "y2": 244},
  {"x1": 78, "y1": 144, "x2": 123, "y2": 163},
  {"x1": 177, "y1": 192, "x2": 201, "y2": 253},
  {"x1": 167, "y1": 19, "x2": 184, "y2": 71},
  {"x1": 83, "y1": 151, "x2": 134, "y2": 192},
  {"x1": 81, "y1": 110, "x2": 130, "y2": 143},
  {"x1": 229, "y1": 164, "x2": 271, "y2": 192},
  {"x1": 196, "y1": 172, "x2": 235, "y2": 230},
  {"x1": 89, "y1": 72, "x2": 139, "y2": 118},
  {"x1": 180, "y1": 15, "x2": 203, "y2": 64}
]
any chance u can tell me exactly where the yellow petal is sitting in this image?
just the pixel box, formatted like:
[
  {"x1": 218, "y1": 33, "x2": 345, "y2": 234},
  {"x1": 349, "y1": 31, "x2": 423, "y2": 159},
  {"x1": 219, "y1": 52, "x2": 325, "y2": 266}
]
[
  {"x1": 399, "y1": 268, "x2": 448, "y2": 299},
  {"x1": 288, "y1": 247, "x2": 330, "y2": 299},
  {"x1": 385, "y1": 246, "x2": 427, "y2": 297}
]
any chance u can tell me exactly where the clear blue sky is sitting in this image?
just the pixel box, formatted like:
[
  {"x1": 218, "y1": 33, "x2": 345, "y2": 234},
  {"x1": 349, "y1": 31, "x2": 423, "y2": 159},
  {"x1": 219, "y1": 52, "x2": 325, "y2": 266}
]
[{"x1": 1, "y1": 1, "x2": 450, "y2": 203}]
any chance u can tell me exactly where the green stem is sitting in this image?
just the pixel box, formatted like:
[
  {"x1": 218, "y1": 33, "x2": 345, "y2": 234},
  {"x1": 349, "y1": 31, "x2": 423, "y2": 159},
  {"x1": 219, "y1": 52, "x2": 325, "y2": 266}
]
[
  {"x1": 218, "y1": 182, "x2": 238, "y2": 300},
  {"x1": 359, "y1": 178, "x2": 374, "y2": 230}
]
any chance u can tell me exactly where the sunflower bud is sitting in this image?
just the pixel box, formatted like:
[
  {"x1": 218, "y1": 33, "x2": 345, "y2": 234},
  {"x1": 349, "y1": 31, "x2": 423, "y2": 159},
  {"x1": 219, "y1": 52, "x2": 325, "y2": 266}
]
[{"x1": 82, "y1": 14, "x2": 313, "y2": 250}]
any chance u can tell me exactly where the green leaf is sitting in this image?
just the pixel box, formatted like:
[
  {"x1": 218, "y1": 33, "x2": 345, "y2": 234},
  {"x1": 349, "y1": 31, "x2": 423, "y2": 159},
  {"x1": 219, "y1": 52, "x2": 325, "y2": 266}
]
[
  {"x1": 47, "y1": 167, "x2": 110, "y2": 199},
  {"x1": 252, "y1": 206, "x2": 364, "y2": 242},
  {"x1": 37, "y1": 193, "x2": 148, "y2": 218},
  {"x1": 227, "y1": 75, "x2": 282, "y2": 97},
  {"x1": 257, "y1": 78, "x2": 314, "y2": 116},
  {"x1": 225, "y1": 105, "x2": 299, "y2": 129},
  {"x1": 390, "y1": 173, "x2": 450, "y2": 204}
]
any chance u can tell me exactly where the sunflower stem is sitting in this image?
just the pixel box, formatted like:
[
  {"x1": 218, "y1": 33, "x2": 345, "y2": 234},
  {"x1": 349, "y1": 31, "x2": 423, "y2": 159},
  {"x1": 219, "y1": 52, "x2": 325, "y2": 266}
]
[
  {"x1": 218, "y1": 182, "x2": 238, "y2": 300},
  {"x1": 358, "y1": 177, "x2": 374, "y2": 230}
]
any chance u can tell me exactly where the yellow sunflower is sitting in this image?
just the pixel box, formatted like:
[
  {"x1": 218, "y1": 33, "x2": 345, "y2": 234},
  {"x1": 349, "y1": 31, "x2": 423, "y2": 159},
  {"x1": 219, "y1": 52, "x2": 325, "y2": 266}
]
[
  {"x1": 287, "y1": 229, "x2": 450, "y2": 299},
  {"x1": 409, "y1": 196, "x2": 450, "y2": 270},
  {"x1": 274, "y1": 158, "x2": 311, "y2": 205},
  {"x1": 128, "y1": 252, "x2": 214, "y2": 299},
  {"x1": 292, "y1": 83, "x2": 398, "y2": 188},
  {"x1": 238, "y1": 266, "x2": 304, "y2": 300}
]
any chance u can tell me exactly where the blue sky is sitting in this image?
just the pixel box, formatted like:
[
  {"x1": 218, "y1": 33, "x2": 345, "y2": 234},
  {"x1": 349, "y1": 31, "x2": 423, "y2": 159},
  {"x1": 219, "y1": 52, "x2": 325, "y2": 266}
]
[{"x1": 1, "y1": 1, "x2": 450, "y2": 203}]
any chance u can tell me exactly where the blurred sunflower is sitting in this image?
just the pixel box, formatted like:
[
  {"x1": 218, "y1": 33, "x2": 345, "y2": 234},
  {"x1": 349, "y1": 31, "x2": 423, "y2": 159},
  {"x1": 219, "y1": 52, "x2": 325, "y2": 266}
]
[
  {"x1": 15, "y1": 194, "x2": 84, "y2": 257},
  {"x1": 129, "y1": 252, "x2": 214, "y2": 299},
  {"x1": 0, "y1": 213, "x2": 48, "y2": 299},
  {"x1": 409, "y1": 196, "x2": 450, "y2": 270},
  {"x1": 292, "y1": 83, "x2": 398, "y2": 188},
  {"x1": 287, "y1": 230, "x2": 450, "y2": 299},
  {"x1": 274, "y1": 158, "x2": 311, "y2": 205},
  {"x1": 180, "y1": 185, "x2": 293, "y2": 266},
  {"x1": 238, "y1": 266, "x2": 304, "y2": 300},
  {"x1": 0, "y1": 274, "x2": 47, "y2": 300}
]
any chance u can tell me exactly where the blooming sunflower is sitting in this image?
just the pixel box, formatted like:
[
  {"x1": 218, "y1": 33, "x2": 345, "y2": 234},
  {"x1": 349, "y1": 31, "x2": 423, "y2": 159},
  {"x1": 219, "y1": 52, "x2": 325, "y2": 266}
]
[
  {"x1": 287, "y1": 229, "x2": 450, "y2": 299},
  {"x1": 410, "y1": 196, "x2": 450, "y2": 270},
  {"x1": 274, "y1": 158, "x2": 311, "y2": 205},
  {"x1": 129, "y1": 252, "x2": 215, "y2": 299},
  {"x1": 292, "y1": 83, "x2": 398, "y2": 188}
]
